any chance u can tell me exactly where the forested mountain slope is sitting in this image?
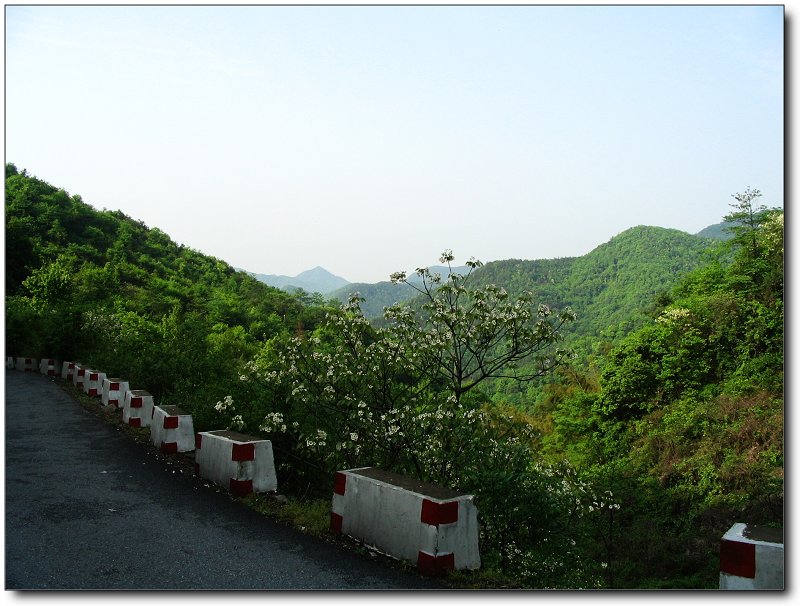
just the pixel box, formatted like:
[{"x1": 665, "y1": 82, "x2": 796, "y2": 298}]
[
  {"x1": 336, "y1": 227, "x2": 715, "y2": 349},
  {"x1": 472, "y1": 226, "x2": 716, "y2": 343},
  {"x1": 533, "y1": 205, "x2": 784, "y2": 587},
  {"x1": 5, "y1": 163, "x2": 331, "y2": 428}
]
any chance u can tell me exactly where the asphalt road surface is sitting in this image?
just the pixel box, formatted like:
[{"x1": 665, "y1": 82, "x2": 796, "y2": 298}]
[{"x1": 4, "y1": 369, "x2": 444, "y2": 590}]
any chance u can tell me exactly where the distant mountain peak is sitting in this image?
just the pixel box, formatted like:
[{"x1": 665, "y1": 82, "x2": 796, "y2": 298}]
[
  {"x1": 296, "y1": 266, "x2": 348, "y2": 281},
  {"x1": 246, "y1": 266, "x2": 350, "y2": 295}
]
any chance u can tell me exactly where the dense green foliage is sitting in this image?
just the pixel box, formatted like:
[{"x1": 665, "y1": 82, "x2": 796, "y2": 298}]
[
  {"x1": 475, "y1": 226, "x2": 715, "y2": 343},
  {"x1": 5, "y1": 164, "x2": 782, "y2": 589}
]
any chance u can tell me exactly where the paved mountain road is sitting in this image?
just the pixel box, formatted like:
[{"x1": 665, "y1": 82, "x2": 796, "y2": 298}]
[{"x1": 4, "y1": 369, "x2": 443, "y2": 590}]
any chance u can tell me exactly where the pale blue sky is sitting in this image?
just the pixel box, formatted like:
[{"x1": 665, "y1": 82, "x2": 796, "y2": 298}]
[{"x1": 5, "y1": 4, "x2": 784, "y2": 283}]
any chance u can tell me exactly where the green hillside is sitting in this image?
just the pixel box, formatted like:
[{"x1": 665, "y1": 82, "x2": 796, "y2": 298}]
[
  {"x1": 340, "y1": 227, "x2": 716, "y2": 346},
  {"x1": 535, "y1": 206, "x2": 784, "y2": 588},
  {"x1": 5, "y1": 163, "x2": 332, "y2": 428},
  {"x1": 695, "y1": 221, "x2": 736, "y2": 240},
  {"x1": 472, "y1": 226, "x2": 717, "y2": 356}
]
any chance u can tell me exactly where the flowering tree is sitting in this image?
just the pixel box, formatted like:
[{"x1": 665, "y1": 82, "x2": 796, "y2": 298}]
[
  {"x1": 231, "y1": 251, "x2": 576, "y2": 484},
  {"x1": 387, "y1": 250, "x2": 576, "y2": 405}
]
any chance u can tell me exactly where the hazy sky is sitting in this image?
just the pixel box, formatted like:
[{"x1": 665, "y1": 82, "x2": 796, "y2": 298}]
[{"x1": 5, "y1": 3, "x2": 784, "y2": 284}]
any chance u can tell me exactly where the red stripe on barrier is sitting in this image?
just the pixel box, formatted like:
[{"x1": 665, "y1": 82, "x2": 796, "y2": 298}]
[
  {"x1": 195, "y1": 434, "x2": 203, "y2": 449},
  {"x1": 90, "y1": 373, "x2": 99, "y2": 380},
  {"x1": 77, "y1": 369, "x2": 85, "y2": 376},
  {"x1": 420, "y1": 499, "x2": 459, "y2": 526},
  {"x1": 330, "y1": 512, "x2": 343, "y2": 534},
  {"x1": 109, "y1": 399, "x2": 118, "y2": 407},
  {"x1": 161, "y1": 442, "x2": 178, "y2": 454},
  {"x1": 68, "y1": 363, "x2": 75, "y2": 369},
  {"x1": 110, "y1": 382, "x2": 119, "y2": 390},
  {"x1": 88, "y1": 388, "x2": 99, "y2": 397},
  {"x1": 128, "y1": 417, "x2": 142, "y2": 428},
  {"x1": 231, "y1": 442, "x2": 256, "y2": 462},
  {"x1": 163, "y1": 416, "x2": 179, "y2": 429},
  {"x1": 720, "y1": 539, "x2": 756, "y2": 578},
  {"x1": 333, "y1": 472, "x2": 347, "y2": 496},
  {"x1": 229, "y1": 478, "x2": 253, "y2": 497},
  {"x1": 47, "y1": 370, "x2": 55, "y2": 376},
  {"x1": 417, "y1": 551, "x2": 455, "y2": 577},
  {"x1": 130, "y1": 397, "x2": 143, "y2": 408}
]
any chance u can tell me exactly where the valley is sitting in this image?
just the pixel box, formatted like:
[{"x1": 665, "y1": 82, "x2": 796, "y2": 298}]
[{"x1": 5, "y1": 163, "x2": 782, "y2": 589}]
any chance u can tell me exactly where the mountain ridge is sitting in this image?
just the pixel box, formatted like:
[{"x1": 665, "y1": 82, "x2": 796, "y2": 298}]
[
  {"x1": 327, "y1": 225, "x2": 718, "y2": 321},
  {"x1": 472, "y1": 225, "x2": 717, "y2": 336},
  {"x1": 243, "y1": 266, "x2": 350, "y2": 295},
  {"x1": 244, "y1": 222, "x2": 726, "y2": 302}
]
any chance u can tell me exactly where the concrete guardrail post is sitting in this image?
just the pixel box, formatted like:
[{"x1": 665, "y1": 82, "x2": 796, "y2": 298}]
[
  {"x1": 39, "y1": 358, "x2": 60, "y2": 376},
  {"x1": 330, "y1": 467, "x2": 481, "y2": 575},
  {"x1": 122, "y1": 390, "x2": 154, "y2": 428},
  {"x1": 82, "y1": 369, "x2": 105, "y2": 397},
  {"x1": 61, "y1": 361, "x2": 76, "y2": 380},
  {"x1": 15, "y1": 357, "x2": 37, "y2": 372},
  {"x1": 151, "y1": 405, "x2": 195, "y2": 454},
  {"x1": 71, "y1": 363, "x2": 86, "y2": 390},
  {"x1": 7, "y1": 357, "x2": 15, "y2": 369},
  {"x1": 101, "y1": 378, "x2": 129, "y2": 408},
  {"x1": 194, "y1": 430, "x2": 277, "y2": 496},
  {"x1": 719, "y1": 523, "x2": 783, "y2": 590}
]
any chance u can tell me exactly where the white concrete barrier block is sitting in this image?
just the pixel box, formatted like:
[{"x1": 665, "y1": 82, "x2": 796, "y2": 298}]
[
  {"x1": 7, "y1": 357, "x2": 15, "y2": 369},
  {"x1": 15, "y1": 357, "x2": 37, "y2": 372},
  {"x1": 194, "y1": 430, "x2": 277, "y2": 496},
  {"x1": 151, "y1": 405, "x2": 195, "y2": 453},
  {"x1": 71, "y1": 363, "x2": 87, "y2": 389},
  {"x1": 719, "y1": 523, "x2": 783, "y2": 590},
  {"x1": 61, "y1": 361, "x2": 76, "y2": 380},
  {"x1": 101, "y1": 378, "x2": 129, "y2": 408},
  {"x1": 82, "y1": 369, "x2": 105, "y2": 397},
  {"x1": 330, "y1": 467, "x2": 481, "y2": 575},
  {"x1": 39, "y1": 358, "x2": 60, "y2": 376},
  {"x1": 122, "y1": 390, "x2": 154, "y2": 428}
]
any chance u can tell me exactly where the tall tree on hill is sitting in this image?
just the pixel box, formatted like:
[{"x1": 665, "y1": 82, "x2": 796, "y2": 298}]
[{"x1": 725, "y1": 186, "x2": 768, "y2": 258}]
